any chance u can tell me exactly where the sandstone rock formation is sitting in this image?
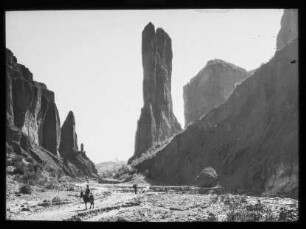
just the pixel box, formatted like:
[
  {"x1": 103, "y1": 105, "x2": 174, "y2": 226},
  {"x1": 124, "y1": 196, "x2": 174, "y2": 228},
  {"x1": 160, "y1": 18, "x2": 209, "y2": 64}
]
[
  {"x1": 6, "y1": 48, "x2": 98, "y2": 178},
  {"x1": 128, "y1": 22, "x2": 181, "y2": 164},
  {"x1": 6, "y1": 48, "x2": 61, "y2": 156},
  {"x1": 134, "y1": 11, "x2": 298, "y2": 197},
  {"x1": 59, "y1": 111, "x2": 98, "y2": 177},
  {"x1": 276, "y1": 9, "x2": 298, "y2": 51},
  {"x1": 59, "y1": 111, "x2": 78, "y2": 158},
  {"x1": 183, "y1": 60, "x2": 248, "y2": 127}
]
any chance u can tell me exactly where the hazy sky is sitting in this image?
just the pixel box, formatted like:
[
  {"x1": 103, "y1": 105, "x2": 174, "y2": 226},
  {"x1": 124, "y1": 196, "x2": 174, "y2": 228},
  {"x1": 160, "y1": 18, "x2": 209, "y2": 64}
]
[{"x1": 6, "y1": 9, "x2": 283, "y2": 163}]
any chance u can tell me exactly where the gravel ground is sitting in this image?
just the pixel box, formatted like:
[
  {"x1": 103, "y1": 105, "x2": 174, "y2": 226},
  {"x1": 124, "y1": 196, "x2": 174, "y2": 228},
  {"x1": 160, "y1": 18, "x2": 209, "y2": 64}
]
[{"x1": 6, "y1": 176, "x2": 298, "y2": 222}]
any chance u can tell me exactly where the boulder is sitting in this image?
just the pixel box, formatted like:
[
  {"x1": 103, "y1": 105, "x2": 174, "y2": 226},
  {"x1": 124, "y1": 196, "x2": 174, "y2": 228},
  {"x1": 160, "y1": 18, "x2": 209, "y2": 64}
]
[{"x1": 194, "y1": 167, "x2": 218, "y2": 188}]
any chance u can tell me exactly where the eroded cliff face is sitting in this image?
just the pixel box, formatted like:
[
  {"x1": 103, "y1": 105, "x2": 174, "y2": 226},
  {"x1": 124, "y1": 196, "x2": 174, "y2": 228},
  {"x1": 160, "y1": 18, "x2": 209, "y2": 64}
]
[
  {"x1": 128, "y1": 23, "x2": 181, "y2": 164},
  {"x1": 183, "y1": 60, "x2": 248, "y2": 128},
  {"x1": 276, "y1": 9, "x2": 298, "y2": 51},
  {"x1": 134, "y1": 11, "x2": 298, "y2": 197},
  {"x1": 6, "y1": 49, "x2": 61, "y2": 156},
  {"x1": 6, "y1": 48, "x2": 98, "y2": 178}
]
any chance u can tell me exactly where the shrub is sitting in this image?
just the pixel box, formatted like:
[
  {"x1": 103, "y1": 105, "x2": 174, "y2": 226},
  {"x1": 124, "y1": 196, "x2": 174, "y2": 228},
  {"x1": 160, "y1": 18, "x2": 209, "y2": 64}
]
[
  {"x1": 19, "y1": 184, "x2": 32, "y2": 194},
  {"x1": 210, "y1": 194, "x2": 219, "y2": 204},
  {"x1": 44, "y1": 179, "x2": 60, "y2": 189},
  {"x1": 21, "y1": 162, "x2": 43, "y2": 185},
  {"x1": 207, "y1": 212, "x2": 218, "y2": 221},
  {"x1": 52, "y1": 196, "x2": 61, "y2": 203},
  {"x1": 66, "y1": 184, "x2": 75, "y2": 191},
  {"x1": 221, "y1": 195, "x2": 277, "y2": 222},
  {"x1": 278, "y1": 207, "x2": 298, "y2": 222},
  {"x1": 11, "y1": 156, "x2": 26, "y2": 175},
  {"x1": 113, "y1": 164, "x2": 137, "y2": 179}
]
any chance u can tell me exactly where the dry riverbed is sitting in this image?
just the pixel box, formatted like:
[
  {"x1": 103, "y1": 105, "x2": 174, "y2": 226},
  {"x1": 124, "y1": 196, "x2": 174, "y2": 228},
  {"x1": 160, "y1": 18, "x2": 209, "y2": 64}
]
[{"x1": 6, "y1": 176, "x2": 298, "y2": 222}]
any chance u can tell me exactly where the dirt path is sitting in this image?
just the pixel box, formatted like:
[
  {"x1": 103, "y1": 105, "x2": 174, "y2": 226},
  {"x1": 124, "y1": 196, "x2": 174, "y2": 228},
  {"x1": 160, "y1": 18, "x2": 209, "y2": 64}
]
[
  {"x1": 11, "y1": 181, "x2": 140, "y2": 221},
  {"x1": 7, "y1": 179, "x2": 298, "y2": 222}
]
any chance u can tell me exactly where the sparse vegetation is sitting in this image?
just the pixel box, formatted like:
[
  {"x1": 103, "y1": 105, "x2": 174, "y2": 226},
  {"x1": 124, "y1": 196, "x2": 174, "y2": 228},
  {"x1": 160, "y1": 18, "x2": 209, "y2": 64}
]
[
  {"x1": 52, "y1": 196, "x2": 62, "y2": 203},
  {"x1": 210, "y1": 194, "x2": 298, "y2": 222},
  {"x1": 113, "y1": 164, "x2": 137, "y2": 179},
  {"x1": 278, "y1": 207, "x2": 298, "y2": 222},
  {"x1": 44, "y1": 180, "x2": 60, "y2": 189},
  {"x1": 19, "y1": 184, "x2": 32, "y2": 194},
  {"x1": 207, "y1": 212, "x2": 218, "y2": 221},
  {"x1": 7, "y1": 152, "x2": 65, "y2": 191}
]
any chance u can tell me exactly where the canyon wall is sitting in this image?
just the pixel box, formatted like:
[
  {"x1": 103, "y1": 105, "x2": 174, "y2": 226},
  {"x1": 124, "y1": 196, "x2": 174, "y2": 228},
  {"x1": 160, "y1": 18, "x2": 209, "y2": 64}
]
[
  {"x1": 133, "y1": 10, "x2": 298, "y2": 197},
  {"x1": 6, "y1": 49, "x2": 61, "y2": 156},
  {"x1": 183, "y1": 60, "x2": 248, "y2": 128},
  {"x1": 6, "y1": 49, "x2": 98, "y2": 178},
  {"x1": 276, "y1": 9, "x2": 298, "y2": 51}
]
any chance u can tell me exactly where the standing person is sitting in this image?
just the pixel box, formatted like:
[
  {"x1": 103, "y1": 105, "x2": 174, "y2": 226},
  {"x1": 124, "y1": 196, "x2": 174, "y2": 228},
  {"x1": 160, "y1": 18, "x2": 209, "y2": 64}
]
[{"x1": 132, "y1": 183, "x2": 138, "y2": 194}]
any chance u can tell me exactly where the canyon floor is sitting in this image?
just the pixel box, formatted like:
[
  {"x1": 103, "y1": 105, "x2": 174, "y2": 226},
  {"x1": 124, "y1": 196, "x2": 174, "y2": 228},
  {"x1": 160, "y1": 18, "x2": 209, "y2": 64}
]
[{"x1": 6, "y1": 176, "x2": 298, "y2": 222}]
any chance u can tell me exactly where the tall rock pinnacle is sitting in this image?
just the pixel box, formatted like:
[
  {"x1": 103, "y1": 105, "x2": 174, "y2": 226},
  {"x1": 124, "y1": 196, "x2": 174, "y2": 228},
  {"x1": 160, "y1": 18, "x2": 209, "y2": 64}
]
[
  {"x1": 128, "y1": 22, "x2": 181, "y2": 164},
  {"x1": 59, "y1": 111, "x2": 79, "y2": 158}
]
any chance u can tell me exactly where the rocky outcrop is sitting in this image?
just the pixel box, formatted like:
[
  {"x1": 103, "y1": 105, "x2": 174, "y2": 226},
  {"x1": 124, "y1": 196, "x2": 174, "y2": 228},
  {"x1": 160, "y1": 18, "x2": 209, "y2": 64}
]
[
  {"x1": 59, "y1": 111, "x2": 78, "y2": 158},
  {"x1": 59, "y1": 111, "x2": 98, "y2": 177},
  {"x1": 194, "y1": 167, "x2": 218, "y2": 188},
  {"x1": 183, "y1": 60, "x2": 248, "y2": 127},
  {"x1": 6, "y1": 49, "x2": 61, "y2": 156},
  {"x1": 6, "y1": 48, "x2": 98, "y2": 178},
  {"x1": 128, "y1": 22, "x2": 181, "y2": 164},
  {"x1": 134, "y1": 12, "x2": 298, "y2": 197},
  {"x1": 276, "y1": 9, "x2": 298, "y2": 51}
]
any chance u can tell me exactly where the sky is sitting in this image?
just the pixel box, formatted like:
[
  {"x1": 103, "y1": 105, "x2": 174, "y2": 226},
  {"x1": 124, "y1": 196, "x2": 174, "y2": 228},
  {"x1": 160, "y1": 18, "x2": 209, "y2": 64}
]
[{"x1": 6, "y1": 9, "x2": 283, "y2": 163}]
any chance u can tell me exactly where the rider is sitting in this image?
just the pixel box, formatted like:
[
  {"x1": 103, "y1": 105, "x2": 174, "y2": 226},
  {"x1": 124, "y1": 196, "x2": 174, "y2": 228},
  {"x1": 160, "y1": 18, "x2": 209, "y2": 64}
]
[{"x1": 85, "y1": 184, "x2": 90, "y2": 197}]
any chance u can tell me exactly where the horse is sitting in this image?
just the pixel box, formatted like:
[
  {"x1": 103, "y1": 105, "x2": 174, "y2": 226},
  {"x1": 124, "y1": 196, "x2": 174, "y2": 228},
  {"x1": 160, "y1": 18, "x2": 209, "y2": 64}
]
[{"x1": 80, "y1": 190, "x2": 94, "y2": 210}]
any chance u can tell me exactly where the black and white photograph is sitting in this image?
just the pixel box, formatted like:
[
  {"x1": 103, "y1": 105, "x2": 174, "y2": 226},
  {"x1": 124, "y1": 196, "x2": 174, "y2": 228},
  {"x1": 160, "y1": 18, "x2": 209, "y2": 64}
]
[{"x1": 5, "y1": 8, "x2": 298, "y2": 222}]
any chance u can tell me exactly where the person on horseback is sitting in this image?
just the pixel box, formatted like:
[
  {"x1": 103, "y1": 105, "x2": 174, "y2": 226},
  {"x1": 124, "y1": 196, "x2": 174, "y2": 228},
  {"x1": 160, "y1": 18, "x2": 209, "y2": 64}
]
[{"x1": 81, "y1": 184, "x2": 94, "y2": 210}]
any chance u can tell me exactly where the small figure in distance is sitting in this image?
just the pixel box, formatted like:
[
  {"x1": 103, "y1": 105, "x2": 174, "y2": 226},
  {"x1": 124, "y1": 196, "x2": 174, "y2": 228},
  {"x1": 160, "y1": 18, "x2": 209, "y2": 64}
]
[{"x1": 132, "y1": 183, "x2": 138, "y2": 194}]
